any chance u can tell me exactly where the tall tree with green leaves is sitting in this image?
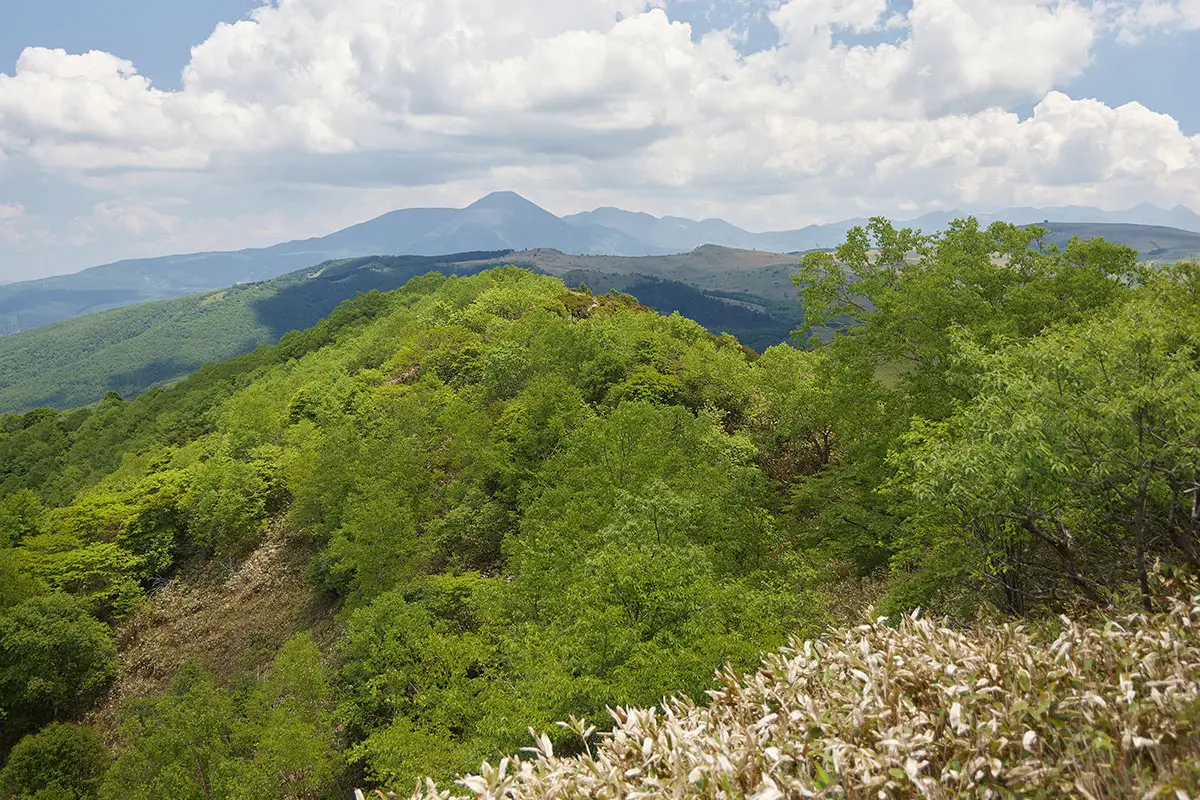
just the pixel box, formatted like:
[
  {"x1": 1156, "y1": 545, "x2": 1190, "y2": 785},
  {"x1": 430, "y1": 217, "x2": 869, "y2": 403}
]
[
  {"x1": 889, "y1": 268, "x2": 1200, "y2": 612},
  {"x1": 0, "y1": 594, "x2": 117, "y2": 745}
]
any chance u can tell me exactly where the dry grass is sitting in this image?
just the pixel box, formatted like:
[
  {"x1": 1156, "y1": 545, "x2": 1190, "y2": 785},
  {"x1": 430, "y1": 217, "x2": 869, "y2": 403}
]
[
  {"x1": 392, "y1": 576, "x2": 1200, "y2": 799},
  {"x1": 89, "y1": 527, "x2": 338, "y2": 739}
]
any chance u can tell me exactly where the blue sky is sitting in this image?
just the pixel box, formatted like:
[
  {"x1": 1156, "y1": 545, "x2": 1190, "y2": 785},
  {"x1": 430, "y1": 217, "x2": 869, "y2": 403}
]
[
  {"x1": 1, "y1": 0, "x2": 1198, "y2": 280},
  {"x1": 0, "y1": 1, "x2": 256, "y2": 90}
]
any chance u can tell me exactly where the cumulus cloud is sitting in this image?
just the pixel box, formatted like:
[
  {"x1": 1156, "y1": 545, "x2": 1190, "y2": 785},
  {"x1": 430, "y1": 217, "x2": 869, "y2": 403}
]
[
  {"x1": 1113, "y1": 0, "x2": 1200, "y2": 41},
  {"x1": 0, "y1": 0, "x2": 1198, "y2": 276},
  {"x1": 86, "y1": 201, "x2": 182, "y2": 238}
]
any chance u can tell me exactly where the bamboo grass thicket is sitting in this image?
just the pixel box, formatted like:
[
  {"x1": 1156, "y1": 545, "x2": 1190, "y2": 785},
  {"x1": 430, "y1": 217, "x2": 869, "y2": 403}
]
[{"x1": 386, "y1": 575, "x2": 1200, "y2": 799}]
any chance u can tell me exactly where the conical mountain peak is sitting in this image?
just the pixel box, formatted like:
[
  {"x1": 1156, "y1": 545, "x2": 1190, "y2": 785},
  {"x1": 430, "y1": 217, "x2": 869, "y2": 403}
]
[{"x1": 466, "y1": 191, "x2": 548, "y2": 214}]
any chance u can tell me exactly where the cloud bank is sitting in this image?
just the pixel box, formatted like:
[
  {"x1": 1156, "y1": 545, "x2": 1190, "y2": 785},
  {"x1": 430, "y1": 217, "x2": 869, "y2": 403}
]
[{"x1": 1, "y1": 0, "x2": 1198, "y2": 278}]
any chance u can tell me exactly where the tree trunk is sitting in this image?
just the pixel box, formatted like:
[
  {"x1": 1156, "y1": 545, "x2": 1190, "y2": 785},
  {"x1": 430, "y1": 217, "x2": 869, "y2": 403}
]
[
  {"x1": 1189, "y1": 480, "x2": 1200, "y2": 566},
  {"x1": 1134, "y1": 488, "x2": 1153, "y2": 612},
  {"x1": 1167, "y1": 484, "x2": 1199, "y2": 570},
  {"x1": 1133, "y1": 411, "x2": 1153, "y2": 612},
  {"x1": 1020, "y1": 517, "x2": 1105, "y2": 607}
]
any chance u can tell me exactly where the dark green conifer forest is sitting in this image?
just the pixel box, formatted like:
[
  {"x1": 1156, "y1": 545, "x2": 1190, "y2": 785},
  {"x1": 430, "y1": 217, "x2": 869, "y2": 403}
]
[{"x1": 1, "y1": 219, "x2": 1197, "y2": 798}]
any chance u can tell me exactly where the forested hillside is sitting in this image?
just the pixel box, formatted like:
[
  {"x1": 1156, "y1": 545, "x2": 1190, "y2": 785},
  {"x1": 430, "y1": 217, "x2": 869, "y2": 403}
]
[
  {"x1": 0, "y1": 252, "x2": 510, "y2": 413},
  {"x1": 1, "y1": 218, "x2": 1197, "y2": 798},
  {"x1": 0, "y1": 249, "x2": 800, "y2": 414}
]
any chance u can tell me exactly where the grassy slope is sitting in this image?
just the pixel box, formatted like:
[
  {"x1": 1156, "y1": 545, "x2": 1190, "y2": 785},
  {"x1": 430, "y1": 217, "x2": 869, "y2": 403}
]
[{"x1": 93, "y1": 531, "x2": 337, "y2": 737}]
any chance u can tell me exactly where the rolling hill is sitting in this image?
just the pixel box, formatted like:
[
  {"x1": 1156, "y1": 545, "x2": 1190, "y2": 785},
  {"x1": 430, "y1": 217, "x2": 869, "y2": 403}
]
[
  {"x1": 0, "y1": 252, "x2": 509, "y2": 413},
  {"x1": 1036, "y1": 222, "x2": 1200, "y2": 263},
  {"x1": 0, "y1": 247, "x2": 804, "y2": 413},
  {"x1": 3, "y1": 191, "x2": 1198, "y2": 336}
]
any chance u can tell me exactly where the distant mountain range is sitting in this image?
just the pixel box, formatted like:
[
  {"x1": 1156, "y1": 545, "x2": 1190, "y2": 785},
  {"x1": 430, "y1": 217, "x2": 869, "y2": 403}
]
[
  {"x1": 565, "y1": 202, "x2": 1200, "y2": 255},
  {"x1": 2, "y1": 191, "x2": 1199, "y2": 335}
]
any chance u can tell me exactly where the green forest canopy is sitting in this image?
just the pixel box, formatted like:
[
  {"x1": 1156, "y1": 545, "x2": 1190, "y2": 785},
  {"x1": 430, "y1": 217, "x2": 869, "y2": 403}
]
[
  {"x1": 0, "y1": 252, "x2": 800, "y2": 415},
  {"x1": 0, "y1": 217, "x2": 1197, "y2": 798}
]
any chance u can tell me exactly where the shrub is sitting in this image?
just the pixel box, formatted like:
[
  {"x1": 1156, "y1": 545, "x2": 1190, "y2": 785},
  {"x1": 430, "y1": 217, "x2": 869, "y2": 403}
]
[
  {"x1": 0, "y1": 594, "x2": 117, "y2": 744},
  {"x1": 0, "y1": 723, "x2": 110, "y2": 799},
  {"x1": 405, "y1": 575, "x2": 1200, "y2": 799}
]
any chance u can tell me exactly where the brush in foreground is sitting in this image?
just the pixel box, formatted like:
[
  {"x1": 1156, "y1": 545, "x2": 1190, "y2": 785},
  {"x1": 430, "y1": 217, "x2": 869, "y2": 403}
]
[{"x1": 387, "y1": 577, "x2": 1200, "y2": 799}]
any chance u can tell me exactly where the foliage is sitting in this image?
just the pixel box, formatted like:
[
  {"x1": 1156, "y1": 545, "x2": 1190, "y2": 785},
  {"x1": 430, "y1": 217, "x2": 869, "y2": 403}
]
[
  {"x1": 0, "y1": 723, "x2": 110, "y2": 800},
  {"x1": 0, "y1": 255, "x2": 799, "y2": 416},
  {"x1": 0, "y1": 594, "x2": 117, "y2": 745},
  {"x1": 103, "y1": 636, "x2": 345, "y2": 800},
  {"x1": 102, "y1": 663, "x2": 239, "y2": 800},
  {"x1": 409, "y1": 574, "x2": 1200, "y2": 799},
  {"x1": 14, "y1": 535, "x2": 143, "y2": 622},
  {"x1": 1, "y1": 237, "x2": 1195, "y2": 795},
  {"x1": 232, "y1": 633, "x2": 344, "y2": 800},
  {"x1": 890, "y1": 275, "x2": 1200, "y2": 612},
  {"x1": 785, "y1": 218, "x2": 1161, "y2": 610}
]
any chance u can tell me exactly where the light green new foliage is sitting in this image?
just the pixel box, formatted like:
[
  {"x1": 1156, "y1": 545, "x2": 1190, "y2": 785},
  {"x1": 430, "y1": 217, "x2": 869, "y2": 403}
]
[
  {"x1": 890, "y1": 267, "x2": 1200, "y2": 611},
  {"x1": 13, "y1": 535, "x2": 143, "y2": 622},
  {"x1": 103, "y1": 638, "x2": 344, "y2": 800},
  {"x1": 505, "y1": 401, "x2": 810, "y2": 721},
  {"x1": 785, "y1": 216, "x2": 1148, "y2": 609},
  {"x1": 231, "y1": 634, "x2": 343, "y2": 800},
  {"x1": 0, "y1": 490, "x2": 46, "y2": 546},
  {"x1": 0, "y1": 723, "x2": 110, "y2": 800},
  {"x1": 182, "y1": 451, "x2": 274, "y2": 556},
  {"x1": 10, "y1": 247, "x2": 1189, "y2": 798},
  {"x1": 411, "y1": 576, "x2": 1200, "y2": 800},
  {"x1": 103, "y1": 664, "x2": 239, "y2": 800}
]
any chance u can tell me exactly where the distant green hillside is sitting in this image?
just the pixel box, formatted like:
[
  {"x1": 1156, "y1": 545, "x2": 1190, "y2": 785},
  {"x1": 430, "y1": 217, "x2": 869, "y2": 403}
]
[
  {"x1": 1038, "y1": 222, "x2": 1200, "y2": 263},
  {"x1": 553, "y1": 269, "x2": 802, "y2": 351},
  {"x1": 0, "y1": 252, "x2": 511, "y2": 413},
  {"x1": 0, "y1": 251, "x2": 804, "y2": 413}
]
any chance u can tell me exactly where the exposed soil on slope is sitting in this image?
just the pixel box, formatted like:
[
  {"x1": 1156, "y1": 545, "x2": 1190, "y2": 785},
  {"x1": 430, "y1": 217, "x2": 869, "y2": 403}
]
[{"x1": 90, "y1": 529, "x2": 340, "y2": 737}]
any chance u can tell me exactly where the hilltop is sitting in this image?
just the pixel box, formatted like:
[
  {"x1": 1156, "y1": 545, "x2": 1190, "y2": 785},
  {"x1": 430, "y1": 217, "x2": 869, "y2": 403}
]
[{"x1": 7, "y1": 216, "x2": 1198, "y2": 415}]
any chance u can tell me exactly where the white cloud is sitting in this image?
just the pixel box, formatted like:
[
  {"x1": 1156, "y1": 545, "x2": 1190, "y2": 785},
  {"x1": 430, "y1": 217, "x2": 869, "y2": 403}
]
[
  {"x1": 0, "y1": 202, "x2": 25, "y2": 249},
  {"x1": 87, "y1": 201, "x2": 182, "y2": 239},
  {"x1": 1113, "y1": 0, "x2": 1200, "y2": 42},
  {"x1": 0, "y1": 0, "x2": 1198, "y2": 277}
]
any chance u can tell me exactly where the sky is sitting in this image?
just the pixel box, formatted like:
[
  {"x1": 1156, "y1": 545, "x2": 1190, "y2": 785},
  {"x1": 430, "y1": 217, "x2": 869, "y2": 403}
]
[{"x1": 1, "y1": 0, "x2": 1198, "y2": 282}]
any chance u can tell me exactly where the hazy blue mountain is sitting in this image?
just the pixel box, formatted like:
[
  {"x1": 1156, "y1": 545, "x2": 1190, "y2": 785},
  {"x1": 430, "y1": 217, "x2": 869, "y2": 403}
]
[
  {"x1": 566, "y1": 204, "x2": 1200, "y2": 254},
  {"x1": 309, "y1": 191, "x2": 656, "y2": 258},
  {"x1": 0, "y1": 192, "x2": 658, "y2": 335},
  {"x1": 3, "y1": 192, "x2": 1198, "y2": 337},
  {"x1": 563, "y1": 207, "x2": 772, "y2": 252}
]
